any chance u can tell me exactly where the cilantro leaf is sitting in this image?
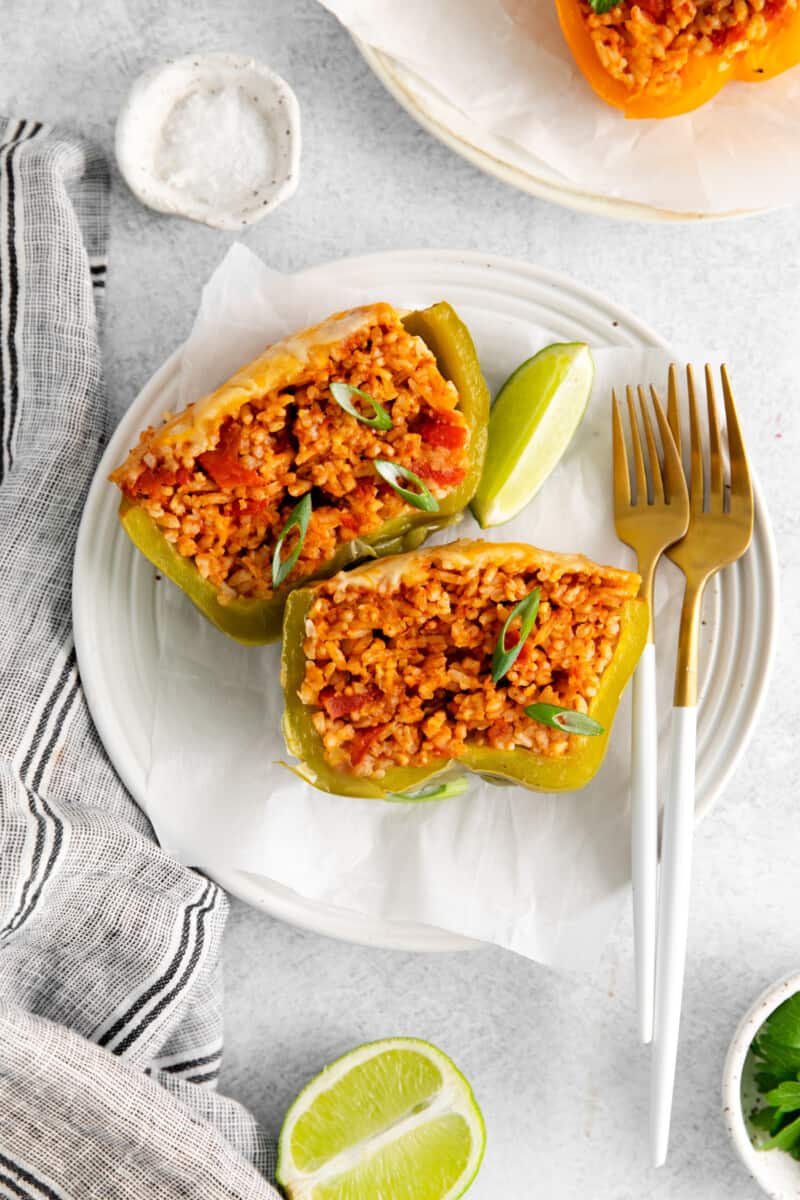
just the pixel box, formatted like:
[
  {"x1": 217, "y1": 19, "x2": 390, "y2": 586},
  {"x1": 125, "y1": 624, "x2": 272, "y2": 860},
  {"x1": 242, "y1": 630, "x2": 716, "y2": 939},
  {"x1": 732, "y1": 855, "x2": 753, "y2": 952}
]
[
  {"x1": 763, "y1": 994, "x2": 800, "y2": 1048},
  {"x1": 760, "y1": 1114, "x2": 800, "y2": 1153},
  {"x1": 756, "y1": 1071, "x2": 794, "y2": 1094},
  {"x1": 750, "y1": 1107, "x2": 780, "y2": 1132},
  {"x1": 588, "y1": 0, "x2": 620, "y2": 10},
  {"x1": 764, "y1": 1082, "x2": 800, "y2": 1109},
  {"x1": 749, "y1": 993, "x2": 800, "y2": 1158},
  {"x1": 753, "y1": 1035, "x2": 800, "y2": 1074}
]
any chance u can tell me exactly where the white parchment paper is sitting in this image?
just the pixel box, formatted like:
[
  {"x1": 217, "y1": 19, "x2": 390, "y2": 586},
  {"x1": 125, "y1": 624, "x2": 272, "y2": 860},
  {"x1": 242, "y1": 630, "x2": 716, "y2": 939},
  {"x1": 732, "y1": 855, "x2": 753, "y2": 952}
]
[
  {"x1": 144, "y1": 245, "x2": 710, "y2": 968},
  {"x1": 317, "y1": 0, "x2": 800, "y2": 213}
]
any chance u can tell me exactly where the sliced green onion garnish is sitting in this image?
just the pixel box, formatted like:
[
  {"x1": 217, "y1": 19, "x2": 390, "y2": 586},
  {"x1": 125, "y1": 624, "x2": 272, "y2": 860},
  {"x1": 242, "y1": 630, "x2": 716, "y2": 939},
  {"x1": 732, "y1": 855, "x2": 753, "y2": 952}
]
[
  {"x1": 374, "y1": 459, "x2": 439, "y2": 513},
  {"x1": 389, "y1": 779, "x2": 469, "y2": 802},
  {"x1": 330, "y1": 382, "x2": 392, "y2": 431},
  {"x1": 491, "y1": 588, "x2": 541, "y2": 684},
  {"x1": 272, "y1": 493, "x2": 312, "y2": 588},
  {"x1": 524, "y1": 703, "x2": 604, "y2": 736}
]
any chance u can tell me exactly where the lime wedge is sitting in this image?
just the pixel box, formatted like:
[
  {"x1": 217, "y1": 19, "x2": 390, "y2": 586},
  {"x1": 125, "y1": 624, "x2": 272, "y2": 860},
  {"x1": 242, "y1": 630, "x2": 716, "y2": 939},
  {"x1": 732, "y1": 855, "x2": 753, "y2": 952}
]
[
  {"x1": 277, "y1": 1038, "x2": 485, "y2": 1200},
  {"x1": 471, "y1": 342, "x2": 594, "y2": 528}
]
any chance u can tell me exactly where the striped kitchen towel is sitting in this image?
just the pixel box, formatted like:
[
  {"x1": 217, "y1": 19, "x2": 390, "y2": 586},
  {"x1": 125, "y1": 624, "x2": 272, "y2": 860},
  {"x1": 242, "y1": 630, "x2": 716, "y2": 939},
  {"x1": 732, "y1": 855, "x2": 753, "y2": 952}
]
[{"x1": 0, "y1": 119, "x2": 278, "y2": 1198}]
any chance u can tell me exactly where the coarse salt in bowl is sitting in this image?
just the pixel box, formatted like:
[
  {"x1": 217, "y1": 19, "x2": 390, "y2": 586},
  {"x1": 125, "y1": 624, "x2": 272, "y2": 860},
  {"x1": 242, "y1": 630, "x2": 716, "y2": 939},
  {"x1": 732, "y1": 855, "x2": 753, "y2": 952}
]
[{"x1": 115, "y1": 52, "x2": 301, "y2": 231}]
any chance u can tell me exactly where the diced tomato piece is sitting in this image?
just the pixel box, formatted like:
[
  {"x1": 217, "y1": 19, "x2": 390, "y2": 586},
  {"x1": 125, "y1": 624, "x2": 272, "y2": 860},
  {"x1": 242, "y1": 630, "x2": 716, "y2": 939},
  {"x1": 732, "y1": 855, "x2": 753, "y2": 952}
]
[
  {"x1": 502, "y1": 628, "x2": 520, "y2": 651},
  {"x1": 637, "y1": 0, "x2": 666, "y2": 19},
  {"x1": 414, "y1": 462, "x2": 466, "y2": 489},
  {"x1": 217, "y1": 420, "x2": 240, "y2": 455},
  {"x1": 131, "y1": 469, "x2": 160, "y2": 498},
  {"x1": 488, "y1": 719, "x2": 513, "y2": 744},
  {"x1": 417, "y1": 416, "x2": 467, "y2": 450},
  {"x1": 349, "y1": 723, "x2": 388, "y2": 767},
  {"x1": 320, "y1": 684, "x2": 381, "y2": 720},
  {"x1": 198, "y1": 451, "x2": 262, "y2": 489},
  {"x1": 198, "y1": 419, "x2": 262, "y2": 489},
  {"x1": 131, "y1": 465, "x2": 191, "y2": 499},
  {"x1": 236, "y1": 498, "x2": 268, "y2": 518}
]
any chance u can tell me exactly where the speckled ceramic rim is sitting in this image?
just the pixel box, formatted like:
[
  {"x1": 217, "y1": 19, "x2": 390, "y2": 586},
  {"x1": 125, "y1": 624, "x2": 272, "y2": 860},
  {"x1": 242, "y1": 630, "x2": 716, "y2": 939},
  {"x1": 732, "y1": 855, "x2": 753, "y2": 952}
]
[
  {"x1": 115, "y1": 52, "x2": 301, "y2": 232},
  {"x1": 722, "y1": 971, "x2": 800, "y2": 1198},
  {"x1": 73, "y1": 248, "x2": 779, "y2": 952},
  {"x1": 354, "y1": 40, "x2": 773, "y2": 225}
]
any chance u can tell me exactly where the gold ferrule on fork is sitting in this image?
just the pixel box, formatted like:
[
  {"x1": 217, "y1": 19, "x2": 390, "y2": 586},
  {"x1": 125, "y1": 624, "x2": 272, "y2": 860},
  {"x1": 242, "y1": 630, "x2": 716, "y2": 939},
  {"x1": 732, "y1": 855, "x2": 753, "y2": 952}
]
[{"x1": 672, "y1": 582, "x2": 704, "y2": 708}]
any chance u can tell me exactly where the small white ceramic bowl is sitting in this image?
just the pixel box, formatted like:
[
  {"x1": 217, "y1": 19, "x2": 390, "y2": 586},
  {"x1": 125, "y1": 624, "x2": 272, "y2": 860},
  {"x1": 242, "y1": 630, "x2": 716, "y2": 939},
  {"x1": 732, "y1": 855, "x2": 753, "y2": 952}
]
[
  {"x1": 723, "y1": 970, "x2": 800, "y2": 1199},
  {"x1": 115, "y1": 52, "x2": 301, "y2": 231}
]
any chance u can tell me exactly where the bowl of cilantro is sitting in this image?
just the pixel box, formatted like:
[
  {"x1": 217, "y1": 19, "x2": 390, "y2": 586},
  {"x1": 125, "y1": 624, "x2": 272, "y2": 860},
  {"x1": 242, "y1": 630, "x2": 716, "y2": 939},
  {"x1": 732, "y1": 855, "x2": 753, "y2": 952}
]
[{"x1": 723, "y1": 972, "x2": 800, "y2": 1198}]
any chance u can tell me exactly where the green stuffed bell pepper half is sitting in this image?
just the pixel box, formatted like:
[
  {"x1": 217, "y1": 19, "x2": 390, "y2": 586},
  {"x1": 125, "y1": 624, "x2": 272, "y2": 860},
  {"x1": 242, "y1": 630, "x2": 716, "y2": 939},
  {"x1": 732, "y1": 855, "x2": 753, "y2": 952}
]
[
  {"x1": 281, "y1": 539, "x2": 648, "y2": 798},
  {"x1": 110, "y1": 301, "x2": 490, "y2": 644}
]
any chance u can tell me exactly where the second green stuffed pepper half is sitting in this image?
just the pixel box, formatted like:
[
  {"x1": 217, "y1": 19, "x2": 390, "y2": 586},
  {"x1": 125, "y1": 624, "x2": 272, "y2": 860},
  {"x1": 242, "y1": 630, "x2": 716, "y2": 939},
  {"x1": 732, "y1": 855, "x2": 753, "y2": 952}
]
[
  {"x1": 281, "y1": 539, "x2": 648, "y2": 798},
  {"x1": 110, "y1": 301, "x2": 490, "y2": 643}
]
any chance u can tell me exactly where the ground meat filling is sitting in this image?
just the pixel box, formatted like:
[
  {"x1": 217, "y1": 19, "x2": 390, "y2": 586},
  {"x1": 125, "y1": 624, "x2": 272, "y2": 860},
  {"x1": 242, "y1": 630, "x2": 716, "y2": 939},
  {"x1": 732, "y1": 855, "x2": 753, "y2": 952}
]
[
  {"x1": 299, "y1": 554, "x2": 633, "y2": 778},
  {"x1": 117, "y1": 311, "x2": 468, "y2": 602},
  {"x1": 585, "y1": 0, "x2": 795, "y2": 95}
]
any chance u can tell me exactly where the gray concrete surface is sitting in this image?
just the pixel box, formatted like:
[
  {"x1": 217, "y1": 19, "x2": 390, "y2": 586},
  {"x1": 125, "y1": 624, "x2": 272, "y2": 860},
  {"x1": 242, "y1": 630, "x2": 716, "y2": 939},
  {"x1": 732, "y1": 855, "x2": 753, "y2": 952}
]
[{"x1": 5, "y1": 1, "x2": 800, "y2": 1195}]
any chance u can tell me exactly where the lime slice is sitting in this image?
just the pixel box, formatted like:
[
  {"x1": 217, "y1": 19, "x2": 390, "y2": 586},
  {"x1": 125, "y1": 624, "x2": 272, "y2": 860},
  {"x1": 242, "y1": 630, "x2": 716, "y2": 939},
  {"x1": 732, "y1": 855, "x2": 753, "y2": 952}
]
[
  {"x1": 277, "y1": 1038, "x2": 485, "y2": 1200},
  {"x1": 471, "y1": 341, "x2": 594, "y2": 528}
]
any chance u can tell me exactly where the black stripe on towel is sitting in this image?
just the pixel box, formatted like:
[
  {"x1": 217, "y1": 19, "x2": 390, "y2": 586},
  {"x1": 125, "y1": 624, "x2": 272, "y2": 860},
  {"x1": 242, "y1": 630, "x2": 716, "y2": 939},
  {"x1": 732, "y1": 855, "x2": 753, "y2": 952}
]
[
  {"x1": 183, "y1": 1068, "x2": 220, "y2": 1085},
  {"x1": 160, "y1": 1047, "x2": 223, "y2": 1075},
  {"x1": 98, "y1": 880, "x2": 216, "y2": 1050},
  {"x1": 1, "y1": 121, "x2": 44, "y2": 481},
  {"x1": 4, "y1": 675, "x2": 81, "y2": 936},
  {"x1": 19, "y1": 646, "x2": 77, "y2": 784},
  {"x1": 112, "y1": 886, "x2": 220, "y2": 1056},
  {"x1": 2, "y1": 652, "x2": 77, "y2": 938},
  {"x1": 0, "y1": 1153, "x2": 64, "y2": 1200},
  {"x1": 0, "y1": 1172, "x2": 34, "y2": 1200}
]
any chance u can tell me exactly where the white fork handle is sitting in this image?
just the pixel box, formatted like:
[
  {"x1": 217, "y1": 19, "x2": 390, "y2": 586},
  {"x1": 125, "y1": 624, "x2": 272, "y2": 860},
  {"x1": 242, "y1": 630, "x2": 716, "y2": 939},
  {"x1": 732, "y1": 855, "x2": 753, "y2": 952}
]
[
  {"x1": 631, "y1": 642, "x2": 657, "y2": 1045},
  {"x1": 650, "y1": 705, "x2": 697, "y2": 1168}
]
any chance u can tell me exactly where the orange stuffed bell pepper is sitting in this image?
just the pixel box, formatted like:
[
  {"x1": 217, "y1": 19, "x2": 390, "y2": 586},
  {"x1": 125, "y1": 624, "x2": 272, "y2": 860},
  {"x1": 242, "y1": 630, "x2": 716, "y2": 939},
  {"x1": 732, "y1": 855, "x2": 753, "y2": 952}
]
[{"x1": 556, "y1": 0, "x2": 800, "y2": 118}]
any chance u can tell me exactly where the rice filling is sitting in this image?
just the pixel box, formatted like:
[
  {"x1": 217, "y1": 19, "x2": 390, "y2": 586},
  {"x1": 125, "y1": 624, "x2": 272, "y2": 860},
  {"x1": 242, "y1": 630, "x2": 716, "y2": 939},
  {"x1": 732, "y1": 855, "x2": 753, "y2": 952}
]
[
  {"x1": 299, "y1": 547, "x2": 639, "y2": 778},
  {"x1": 111, "y1": 304, "x2": 469, "y2": 603},
  {"x1": 585, "y1": 0, "x2": 796, "y2": 95}
]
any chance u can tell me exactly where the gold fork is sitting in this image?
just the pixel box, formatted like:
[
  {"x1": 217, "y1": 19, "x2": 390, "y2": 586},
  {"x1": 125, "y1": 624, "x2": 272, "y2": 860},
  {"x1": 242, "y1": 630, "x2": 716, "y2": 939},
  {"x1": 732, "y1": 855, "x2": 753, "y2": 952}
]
[
  {"x1": 650, "y1": 365, "x2": 754, "y2": 1166},
  {"x1": 612, "y1": 386, "x2": 689, "y2": 1046}
]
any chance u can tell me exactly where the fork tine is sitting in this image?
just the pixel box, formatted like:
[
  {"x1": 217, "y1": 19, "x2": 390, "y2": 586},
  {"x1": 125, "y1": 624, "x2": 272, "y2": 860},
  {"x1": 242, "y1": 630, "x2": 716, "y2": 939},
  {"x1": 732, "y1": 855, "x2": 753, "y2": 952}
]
[
  {"x1": 705, "y1": 364, "x2": 724, "y2": 514},
  {"x1": 638, "y1": 386, "x2": 664, "y2": 503},
  {"x1": 612, "y1": 389, "x2": 631, "y2": 509},
  {"x1": 686, "y1": 365, "x2": 705, "y2": 515},
  {"x1": 667, "y1": 364, "x2": 681, "y2": 458},
  {"x1": 627, "y1": 385, "x2": 649, "y2": 504},
  {"x1": 650, "y1": 385, "x2": 687, "y2": 509},
  {"x1": 720, "y1": 365, "x2": 754, "y2": 523}
]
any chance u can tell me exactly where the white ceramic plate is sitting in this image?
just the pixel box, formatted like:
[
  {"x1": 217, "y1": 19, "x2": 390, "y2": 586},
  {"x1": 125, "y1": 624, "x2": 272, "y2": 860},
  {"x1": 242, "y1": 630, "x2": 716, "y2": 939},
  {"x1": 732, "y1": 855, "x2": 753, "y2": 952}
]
[
  {"x1": 73, "y1": 249, "x2": 778, "y2": 951},
  {"x1": 354, "y1": 41, "x2": 762, "y2": 224}
]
